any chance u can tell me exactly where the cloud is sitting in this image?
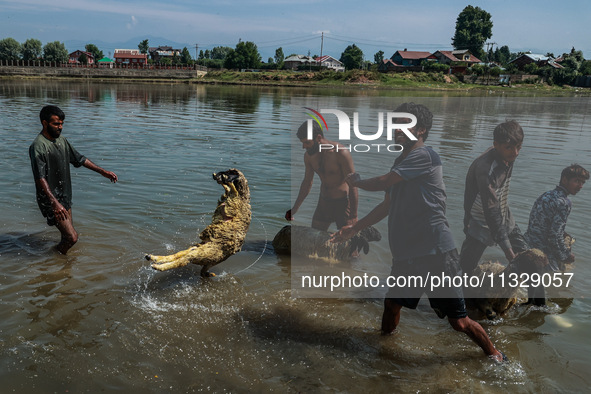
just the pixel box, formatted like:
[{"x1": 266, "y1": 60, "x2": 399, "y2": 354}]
[{"x1": 126, "y1": 15, "x2": 138, "y2": 30}]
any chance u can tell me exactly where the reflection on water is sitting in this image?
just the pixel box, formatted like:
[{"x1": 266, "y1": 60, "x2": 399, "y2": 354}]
[{"x1": 0, "y1": 80, "x2": 590, "y2": 391}]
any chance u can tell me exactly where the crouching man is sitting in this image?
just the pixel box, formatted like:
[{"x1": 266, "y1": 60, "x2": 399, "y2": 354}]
[{"x1": 524, "y1": 164, "x2": 589, "y2": 303}]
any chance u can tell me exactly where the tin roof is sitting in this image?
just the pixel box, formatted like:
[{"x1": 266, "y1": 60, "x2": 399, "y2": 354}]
[{"x1": 314, "y1": 55, "x2": 343, "y2": 65}]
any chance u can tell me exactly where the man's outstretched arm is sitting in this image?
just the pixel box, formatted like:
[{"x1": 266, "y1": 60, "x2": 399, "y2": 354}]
[
  {"x1": 286, "y1": 154, "x2": 314, "y2": 220},
  {"x1": 346, "y1": 171, "x2": 403, "y2": 192},
  {"x1": 331, "y1": 193, "x2": 390, "y2": 243},
  {"x1": 83, "y1": 159, "x2": 118, "y2": 182}
]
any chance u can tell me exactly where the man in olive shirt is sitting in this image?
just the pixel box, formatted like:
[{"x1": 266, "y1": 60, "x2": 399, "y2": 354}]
[{"x1": 29, "y1": 105, "x2": 118, "y2": 254}]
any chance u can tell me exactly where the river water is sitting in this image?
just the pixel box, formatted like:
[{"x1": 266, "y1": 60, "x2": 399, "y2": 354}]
[{"x1": 1, "y1": 80, "x2": 590, "y2": 392}]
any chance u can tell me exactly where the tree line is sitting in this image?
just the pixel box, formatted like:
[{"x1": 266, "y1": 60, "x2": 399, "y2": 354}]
[
  {"x1": 0, "y1": 37, "x2": 109, "y2": 64},
  {"x1": 0, "y1": 38, "x2": 69, "y2": 63},
  {"x1": 1, "y1": 5, "x2": 590, "y2": 85}
]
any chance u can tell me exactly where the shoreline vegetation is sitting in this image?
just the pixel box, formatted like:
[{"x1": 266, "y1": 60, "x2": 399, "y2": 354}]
[
  {"x1": 1, "y1": 68, "x2": 590, "y2": 95},
  {"x1": 201, "y1": 70, "x2": 591, "y2": 95}
]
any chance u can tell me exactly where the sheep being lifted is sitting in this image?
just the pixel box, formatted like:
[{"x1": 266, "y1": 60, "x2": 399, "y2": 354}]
[{"x1": 146, "y1": 169, "x2": 251, "y2": 277}]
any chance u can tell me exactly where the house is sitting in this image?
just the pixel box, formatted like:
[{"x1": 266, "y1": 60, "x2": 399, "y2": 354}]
[
  {"x1": 390, "y1": 50, "x2": 435, "y2": 67},
  {"x1": 284, "y1": 55, "x2": 317, "y2": 70},
  {"x1": 148, "y1": 46, "x2": 182, "y2": 63},
  {"x1": 431, "y1": 49, "x2": 481, "y2": 65},
  {"x1": 113, "y1": 49, "x2": 148, "y2": 65},
  {"x1": 97, "y1": 56, "x2": 114, "y2": 68},
  {"x1": 314, "y1": 55, "x2": 344, "y2": 72},
  {"x1": 378, "y1": 59, "x2": 402, "y2": 72},
  {"x1": 68, "y1": 50, "x2": 95, "y2": 64},
  {"x1": 508, "y1": 52, "x2": 563, "y2": 70},
  {"x1": 431, "y1": 49, "x2": 481, "y2": 74}
]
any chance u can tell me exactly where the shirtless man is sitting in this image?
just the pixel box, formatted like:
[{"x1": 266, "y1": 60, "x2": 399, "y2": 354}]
[{"x1": 286, "y1": 121, "x2": 358, "y2": 231}]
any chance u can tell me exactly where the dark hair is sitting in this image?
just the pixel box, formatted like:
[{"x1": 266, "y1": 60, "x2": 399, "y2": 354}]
[
  {"x1": 39, "y1": 105, "x2": 65, "y2": 123},
  {"x1": 296, "y1": 120, "x2": 323, "y2": 140},
  {"x1": 561, "y1": 164, "x2": 590, "y2": 182},
  {"x1": 493, "y1": 120, "x2": 523, "y2": 145},
  {"x1": 394, "y1": 102, "x2": 433, "y2": 141}
]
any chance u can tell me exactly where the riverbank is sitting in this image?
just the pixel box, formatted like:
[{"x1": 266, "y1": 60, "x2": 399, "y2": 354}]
[
  {"x1": 0, "y1": 64, "x2": 206, "y2": 80},
  {"x1": 199, "y1": 70, "x2": 591, "y2": 95},
  {"x1": 1, "y1": 66, "x2": 589, "y2": 95}
]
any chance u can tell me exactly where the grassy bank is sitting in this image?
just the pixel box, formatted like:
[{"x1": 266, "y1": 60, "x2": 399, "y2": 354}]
[
  {"x1": 203, "y1": 69, "x2": 461, "y2": 88},
  {"x1": 2, "y1": 67, "x2": 589, "y2": 95},
  {"x1": 201, "y1": 69, "x2": 591, "y2": 95}
]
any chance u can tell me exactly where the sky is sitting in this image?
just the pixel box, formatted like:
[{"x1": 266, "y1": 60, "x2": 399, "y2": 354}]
[{"x1": 1, "y1": 0, "x2": 589, "y2": 61}]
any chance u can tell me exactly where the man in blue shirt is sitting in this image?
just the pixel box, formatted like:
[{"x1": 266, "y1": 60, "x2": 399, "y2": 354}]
[
  {"x1": 525, "y1": 164, "x2": 588, "y2": 271},
  {"x1": 332, "y1": 103, "x2": 506, "y2": 362}
]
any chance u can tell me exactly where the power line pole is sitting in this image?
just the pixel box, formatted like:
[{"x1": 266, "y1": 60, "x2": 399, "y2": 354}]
[
  {"x1": 194, "y1": 44, "x2": 199, "y2": 61},
  {"x1": 484, "y1": 41, "x2": 496, "y2": 85},
  {"x1": 320, "y1": 32, "x2": 324, "y2": 59},
  {"x1": 485, "y1": 41, "x2": 496, "y2": 62}
]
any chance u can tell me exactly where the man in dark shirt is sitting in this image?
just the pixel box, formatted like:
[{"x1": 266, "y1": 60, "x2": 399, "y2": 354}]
[
  {"x1": 29, "y1": 105, "x2": 118, "y2": 254},
  {"x1": 525, "y1": 164, "x2": 588, "y2": 270},
  {"x1": 332, "y1": 103, "x2": 506, "y2": 362},
  {"x1": 460, "y1": 121, "x2": 528, "y2": 275}
]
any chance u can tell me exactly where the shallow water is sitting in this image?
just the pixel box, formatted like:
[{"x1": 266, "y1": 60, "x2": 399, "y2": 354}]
[{"x1": 1, "y1": 80, "x2": 590, "y2": 392}]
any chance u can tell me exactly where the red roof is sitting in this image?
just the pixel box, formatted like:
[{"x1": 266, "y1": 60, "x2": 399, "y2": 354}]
[
  {"x1": 113, "y1": 53, "x2": 147, "y2": 60},
  {"x1": 394, "y1": 50, "x2": 433, "y2": 60},
  {"x1": 69, "y1": 50, "x2": 93, "y2": 58},
  {"x1": 435, "y1": 50, "x2": 481, "y2": 63},
  {"x1": 382, "y1": 59, "x2": 401, "y2": 66}
]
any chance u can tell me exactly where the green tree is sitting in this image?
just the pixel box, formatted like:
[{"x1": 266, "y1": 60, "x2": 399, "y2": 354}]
[
  {"x1": 43, "y1": 41, "x2": 68, "y2": 63},
  {"x1": 211, "y1": 46, "x2": 233, "y2": 60},
  {"x1": 180, "y1": 47, "x2": 193, "y2": 64},
  {"x1": 505, "y1": 63, "x2": 519, "y2": 74},
  {"x1": 422, "y1": 60, "x2": 450, "y2": 73},
  {"x1": 541, "y1": 67, "x2": 576, "y2": 86},
  {"x1": 85, "y1": 43, "x2": 104, "y2": 61},
  {"x1": 0, "y1": 38, "x2": 22, "y2": 61},
  {"x1": 340, "y1": 44, "x2": 363, "y2": 70},
  {"x1": 21, "y1": 38, "x2": 43, "y2": 61},
  {"x1": 580, "y1": 60, "x2": 591, "y2": 76},
  {"x1": 561, "y1": 57, "x2": 581, "y2": 72},
  {"x1": 560, "y1": 47, "x2": 584, "y2": 72},
  {"x1": 468, "y1": 63, "x2": 486, "y2": 76},
  {"x1": 565, "y1": 47, "x2": 584, "y2": 62},
  {"x1": 489, "y1": 66, "x2": 501, "y2": 77},
  {"x1": 523, "y1": 63, "x2": 539, "y2": 75},
  {"x1": 78, "y1": 52, "x2": 88, "y2": 64},
  {"x1": 451, "y1": 5, "x2": 493, "y2": 60},
  {"x1": 274, "y1": 47, "x2": 284, "y2": 68},
  {"x1": 493, "y1": 45, "x2": 511, "y2": 65},
  {"x1": 171, "y1": 52, "x2": 180, "y2": 65},
  {"x1": 200, "y1": 59, "x2": 224, "y2": 69},
  {"x1": 204, "y1": 49, "x2": 211, "y2": 59},
  {"x1": 374, "y1": 50, "x2": 384, "y2": 64},
  {"x1": 138, "y1": 39, "x2": 149, "y2": 54},
  {"x1": 223, "y1": 41, "x2": 261, "y2": 69}
]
